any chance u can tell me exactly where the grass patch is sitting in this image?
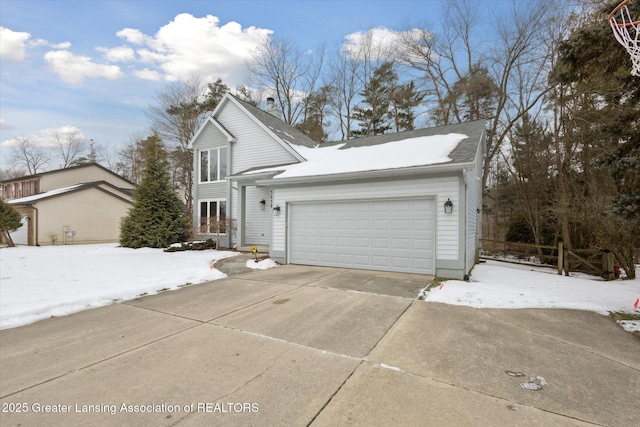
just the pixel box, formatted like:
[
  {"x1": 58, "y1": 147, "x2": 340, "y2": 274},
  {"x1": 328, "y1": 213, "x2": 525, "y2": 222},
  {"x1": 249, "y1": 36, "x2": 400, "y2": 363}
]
[{"x1": 610, "y1": 311, "x2": 640, "y2": 341}]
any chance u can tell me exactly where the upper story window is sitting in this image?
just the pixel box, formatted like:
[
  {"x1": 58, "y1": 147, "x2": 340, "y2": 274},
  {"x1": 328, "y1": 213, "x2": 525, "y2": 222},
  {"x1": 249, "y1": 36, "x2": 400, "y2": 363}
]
[{"x1": 199, "y1": 147, "x2": 228, "y2": 183}]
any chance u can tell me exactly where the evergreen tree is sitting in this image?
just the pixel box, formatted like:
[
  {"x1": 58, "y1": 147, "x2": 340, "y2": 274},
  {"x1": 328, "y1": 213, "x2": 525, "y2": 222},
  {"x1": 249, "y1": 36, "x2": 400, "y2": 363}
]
[
  {"x1": 120, "y1": 135, "x2": 188, "y2": 248},
  {"x1": 0, "y1": 200, "x2": 22, "y2": 247},
  {"x1": 295, "y1": 85, "x2": 332, "y2": 143},
  {"x1": 350, "y1": 62, "x2": 395, "y2": 137},
  {"x1": 389, "y1": 80, "x2": 423, "y2": 132}
]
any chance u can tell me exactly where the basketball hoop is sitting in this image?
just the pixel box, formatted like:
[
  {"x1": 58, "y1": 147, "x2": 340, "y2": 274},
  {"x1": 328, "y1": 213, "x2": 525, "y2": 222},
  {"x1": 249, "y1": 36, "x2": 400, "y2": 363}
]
[{"x1": 608, "y1": 0, "x2": 640, "y2": 76}]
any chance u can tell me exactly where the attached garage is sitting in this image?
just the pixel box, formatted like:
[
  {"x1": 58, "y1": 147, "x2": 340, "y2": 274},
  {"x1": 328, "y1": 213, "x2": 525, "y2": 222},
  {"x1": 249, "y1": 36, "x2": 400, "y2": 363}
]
[{"x1": 289, "y1": 199, "x2": 434, "y2": 274}]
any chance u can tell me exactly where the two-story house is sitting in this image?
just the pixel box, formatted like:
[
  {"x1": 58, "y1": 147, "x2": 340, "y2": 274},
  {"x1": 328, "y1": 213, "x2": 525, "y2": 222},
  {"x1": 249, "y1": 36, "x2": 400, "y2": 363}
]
[
  {"x1": 190, "y1": 94, "x2": 485, "y2": 280},
  {"x1": 1, "y1": 163, "x2": 134, "y2": 246}
]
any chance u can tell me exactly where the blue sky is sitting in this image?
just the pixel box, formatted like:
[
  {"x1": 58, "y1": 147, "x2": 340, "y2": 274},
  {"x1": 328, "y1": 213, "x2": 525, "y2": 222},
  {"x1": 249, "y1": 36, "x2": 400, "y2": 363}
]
[{"x1": 0, "y1": 0, "x2": 505, "y2": 170}]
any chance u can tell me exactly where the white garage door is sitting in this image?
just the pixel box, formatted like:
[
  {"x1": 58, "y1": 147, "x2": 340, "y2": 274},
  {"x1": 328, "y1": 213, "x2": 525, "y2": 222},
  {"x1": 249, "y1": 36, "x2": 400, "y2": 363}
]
[{"x1": 289, "y1": 199, "x2": 434, "y2": 274}]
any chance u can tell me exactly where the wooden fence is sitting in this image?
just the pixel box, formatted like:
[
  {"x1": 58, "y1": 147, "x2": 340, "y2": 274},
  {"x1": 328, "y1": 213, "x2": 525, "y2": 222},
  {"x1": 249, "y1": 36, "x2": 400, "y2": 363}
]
[{"x1": 480, "y1": 239, "x2": 620, "y2": 280}]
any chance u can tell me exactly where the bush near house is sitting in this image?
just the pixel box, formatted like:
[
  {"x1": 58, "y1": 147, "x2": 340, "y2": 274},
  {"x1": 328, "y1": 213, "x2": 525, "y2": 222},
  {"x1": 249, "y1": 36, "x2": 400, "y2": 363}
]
[{"x1": 0, "y1": 199, "x2": 22, "y2": 247}]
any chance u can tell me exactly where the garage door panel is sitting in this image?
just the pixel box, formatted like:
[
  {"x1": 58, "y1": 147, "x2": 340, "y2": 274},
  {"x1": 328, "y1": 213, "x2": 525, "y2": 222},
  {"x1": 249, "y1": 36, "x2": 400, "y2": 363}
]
[
  {"x1": 290, "y1": 199, "x2": 434, "y2": 274},
  {"x1": 372, "y1": 219, "x2": 389, "y2": 230}
]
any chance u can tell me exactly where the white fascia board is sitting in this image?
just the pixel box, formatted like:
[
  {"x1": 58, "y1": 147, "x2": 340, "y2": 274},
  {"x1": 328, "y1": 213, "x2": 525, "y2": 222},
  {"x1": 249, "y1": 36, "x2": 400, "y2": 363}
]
[
  {"x1": 222, "y1": 95, "x2": 306, "y2": 163},
  {"x1": 254, "y1": 161, "x2": 475, "y2": 187},
  {"x1": 227, "y1": 171, "x2": 282, "y2": 184}
]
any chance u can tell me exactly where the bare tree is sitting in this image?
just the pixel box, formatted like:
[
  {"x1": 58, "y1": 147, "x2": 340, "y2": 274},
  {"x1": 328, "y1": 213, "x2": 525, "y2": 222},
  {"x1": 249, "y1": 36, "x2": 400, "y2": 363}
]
[
  {"x1": 399, "y1": 0, "x2": 555, "y2": 192},
  {"x1": 9, "y1": 137, "x2": 50, "y2": 175},
  {"x1": 326, "y1": 29, "x2": 393, "y2": 141},
  {"x1": 116, "y1": 135, "x2": 145, "y2": 185},
  {"x1": 326, "y1": 47, "x2": 364, "y2": 140},
  {"x1": 146, "y1": 77, "x2": 211, "y2": 214},
  {"x1": 248, "y1": 35, "x2": 325, "y2": 125},
  {"x1": 0, "y1": 164, "x2": 28, "y2": 181},
  {"x1": 52, "y1": 128, "x2": 84, "y2": 168}
]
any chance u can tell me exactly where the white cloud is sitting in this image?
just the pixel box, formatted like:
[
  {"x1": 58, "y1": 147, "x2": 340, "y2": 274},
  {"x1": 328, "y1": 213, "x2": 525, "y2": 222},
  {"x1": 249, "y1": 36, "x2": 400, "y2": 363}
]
[
  {"x1": 0, "y1": 118, "x2": 16, "y2": 131},
  {"x1": 2, "y1": 125, "x2": 84, "y2": 148},
  {"x1": 97, "y1": 45, "x2": 135, "y2": 62},
  {"x1": 342, "y1": 27, "x2": 425, "y2": 62},
  {"x1": 44, "y1": 50, "x2": 123, "y2": 84},
  {"x1": 50, "y1": 41, "x2": 72, "y2": 49},
  {"x1": 29, "y1": 38, "x2": 50, "y2": 48},
  {"x1": 115, "y1": 13, "x2": 272, "y2": 86},
  {"x1": 134, "y1": 68, "x2": 162, "y2": 81},
  {"x1": 116, "y1": 28, "x2": 149, "y2": 45},
  {"x1": 0, "y1": 27, "x2": 31, "y2": 61}
]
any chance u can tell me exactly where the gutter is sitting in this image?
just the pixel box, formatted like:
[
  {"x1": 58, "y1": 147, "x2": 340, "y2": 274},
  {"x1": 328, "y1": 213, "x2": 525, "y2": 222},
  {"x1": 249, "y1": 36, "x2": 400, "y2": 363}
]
[{"x1": 253, "y1": 161, "x2": 477, "y2": 187}]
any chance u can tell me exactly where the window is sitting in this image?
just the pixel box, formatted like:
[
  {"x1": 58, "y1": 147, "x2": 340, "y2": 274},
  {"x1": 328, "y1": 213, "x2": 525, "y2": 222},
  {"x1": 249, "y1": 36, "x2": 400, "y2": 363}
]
[
  {"x1": 199, "y1": 147, "x2": 228, "y2": 182},
  {"x1": 199, "y1": 200, "x2": 227, "y2": 234}
]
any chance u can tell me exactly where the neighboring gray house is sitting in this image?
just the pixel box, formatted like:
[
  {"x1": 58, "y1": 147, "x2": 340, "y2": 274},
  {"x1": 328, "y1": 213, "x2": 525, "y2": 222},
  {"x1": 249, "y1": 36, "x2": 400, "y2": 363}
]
[{"x1": 189, "y1": 93, "x2": 485, "y2": 279}]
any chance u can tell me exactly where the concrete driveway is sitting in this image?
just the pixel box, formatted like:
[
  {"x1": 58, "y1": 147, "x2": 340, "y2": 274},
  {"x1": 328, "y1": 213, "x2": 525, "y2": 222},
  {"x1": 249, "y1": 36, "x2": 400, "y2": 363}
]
[{"x1": 1, "y1": 265, "x2": 639, "y2": 426}]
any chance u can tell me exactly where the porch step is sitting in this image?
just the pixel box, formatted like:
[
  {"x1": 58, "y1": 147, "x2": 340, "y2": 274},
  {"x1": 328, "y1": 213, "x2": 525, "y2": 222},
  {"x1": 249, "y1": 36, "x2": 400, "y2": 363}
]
[{"x1": 237, "y1": 245, "x2": 270, "y2": 254}]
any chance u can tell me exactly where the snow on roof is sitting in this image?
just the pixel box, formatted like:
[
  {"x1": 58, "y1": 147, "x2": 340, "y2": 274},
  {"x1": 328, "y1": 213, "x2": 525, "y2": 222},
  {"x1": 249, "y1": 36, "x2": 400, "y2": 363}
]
[
  {"x1": 7, "y1": 184, "x2": 84, "y2": 204},
  {"x1": 247, "y1": 132, "x2": 467, "y2": 179}
]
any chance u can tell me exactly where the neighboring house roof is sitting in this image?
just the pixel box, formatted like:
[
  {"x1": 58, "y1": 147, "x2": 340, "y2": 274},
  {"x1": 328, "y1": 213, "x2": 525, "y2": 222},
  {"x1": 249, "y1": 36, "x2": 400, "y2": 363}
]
[
  {"x1": 230, "y1": 120, "x2": 486, "y2": 183},
  {"x1": 8, "y1": 181, "x2": 133, "y2": 205},
  {"x1": 0, "y1": 162, "x2": 135, "y2": 186}
]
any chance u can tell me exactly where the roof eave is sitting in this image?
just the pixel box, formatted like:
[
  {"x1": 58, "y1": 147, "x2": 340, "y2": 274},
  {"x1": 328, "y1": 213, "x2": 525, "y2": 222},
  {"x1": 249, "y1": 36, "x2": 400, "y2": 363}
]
[{"x1": 254, "y1": 161, "x2": 476, "y2": 186}]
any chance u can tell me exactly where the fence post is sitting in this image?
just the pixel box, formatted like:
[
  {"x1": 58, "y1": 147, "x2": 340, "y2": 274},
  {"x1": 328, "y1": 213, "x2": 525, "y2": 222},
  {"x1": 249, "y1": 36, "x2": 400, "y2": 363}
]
[
  {"x1": 557, "y1": 242, "x2": 563, "y2": 275},
  {"x1": 602, "y1": 251, "x2": 615, "y2": 281},
  {"x1": 564, "y1": 249, "x2": 570, "y2": 276}
]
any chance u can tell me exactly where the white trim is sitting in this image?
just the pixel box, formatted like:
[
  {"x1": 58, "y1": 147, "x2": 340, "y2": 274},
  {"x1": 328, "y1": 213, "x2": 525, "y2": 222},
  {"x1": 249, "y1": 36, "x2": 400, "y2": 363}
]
[
  {"x1": 198, "y1": 147, "x2": 228, "y2": 184},
  {"x1": 197, "y1": 198, "x2": 228, "y2": 235}
]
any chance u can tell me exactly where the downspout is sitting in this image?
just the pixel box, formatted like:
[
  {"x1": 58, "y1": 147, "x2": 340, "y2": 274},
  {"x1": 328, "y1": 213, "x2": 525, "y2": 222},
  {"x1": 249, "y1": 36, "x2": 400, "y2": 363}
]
[{"x1": 32, "y1": 205, "x2": 39, "y2": 246}]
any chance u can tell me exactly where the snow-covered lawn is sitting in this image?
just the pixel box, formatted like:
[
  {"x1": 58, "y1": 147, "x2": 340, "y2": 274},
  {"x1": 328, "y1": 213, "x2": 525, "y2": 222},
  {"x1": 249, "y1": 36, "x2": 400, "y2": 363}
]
[
  {"x1": 0, "y1": 244, "x2": 240, "y2": 330},
  {"x1": 422, "y1": 260, "x2": 640, "y2": 333},
  {"x1": 1, "y1": 245, "x2": 638, "y2": 334}
]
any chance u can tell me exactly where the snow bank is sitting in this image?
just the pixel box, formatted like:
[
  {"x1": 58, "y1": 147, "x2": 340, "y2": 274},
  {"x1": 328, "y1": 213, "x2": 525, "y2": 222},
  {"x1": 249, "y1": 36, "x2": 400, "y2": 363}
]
[
  {"x1": 0, "y1": 244, "x2": 238, "y2": 330},
  {"x1": 424, "y1": 260, "x2": 640, "y2": 316},
  {"x1": 246, "y1": 258, "x2": 278, "y2": 270}
]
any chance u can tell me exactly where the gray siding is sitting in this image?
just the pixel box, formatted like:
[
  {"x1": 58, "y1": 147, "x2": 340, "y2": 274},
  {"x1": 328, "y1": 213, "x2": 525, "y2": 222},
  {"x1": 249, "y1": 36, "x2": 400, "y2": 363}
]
[
  {"x1": 216, "y1": 101, "x2": 299, "y2": 174},
  {"x1": 465, "y1": 141, "x2": 484, "y2": 274},
  {"x1": 245, "y1": 186, "x2": 271, "y2": 245}
]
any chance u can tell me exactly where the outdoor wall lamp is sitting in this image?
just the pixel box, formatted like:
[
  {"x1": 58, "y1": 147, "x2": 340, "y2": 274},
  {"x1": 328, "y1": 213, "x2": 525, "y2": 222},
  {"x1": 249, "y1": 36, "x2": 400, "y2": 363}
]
[
  {"x1": 444, "y1": 198, "x2": 453, "y2": 214},
  {"x1": 272, "y1": 205, "x2": 281, "y2": 216},
  {"x1": 259, "y1": 199, "x2": 266, "y2": 211}
]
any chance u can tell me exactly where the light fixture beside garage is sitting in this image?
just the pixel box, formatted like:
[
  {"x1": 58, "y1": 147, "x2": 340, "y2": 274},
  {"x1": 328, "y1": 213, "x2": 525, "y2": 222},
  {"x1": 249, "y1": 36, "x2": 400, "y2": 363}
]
[
  {"x1": 259, "y1": 199, "x2": 266, "y2": 211},
  {"x1": 272, "y1": 205, "x2": 281, "y2": 216},
  {"x1": 444, "y1": 198, "x2": 453, "y2": 214}
]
